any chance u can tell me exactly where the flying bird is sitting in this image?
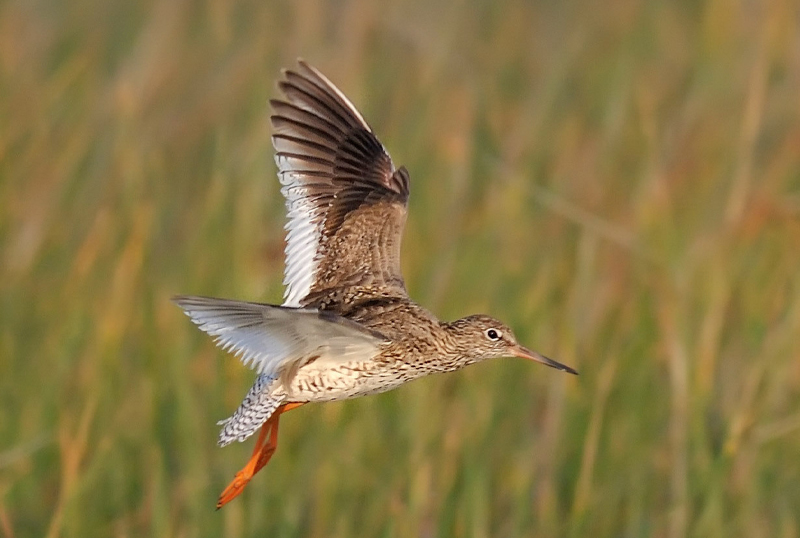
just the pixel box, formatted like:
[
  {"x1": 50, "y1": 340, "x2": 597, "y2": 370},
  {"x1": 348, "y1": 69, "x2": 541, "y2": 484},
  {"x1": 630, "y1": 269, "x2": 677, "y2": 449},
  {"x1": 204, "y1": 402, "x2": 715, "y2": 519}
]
[{"x1": 174, "y1": 60, "x2": 577, "y2": 509}]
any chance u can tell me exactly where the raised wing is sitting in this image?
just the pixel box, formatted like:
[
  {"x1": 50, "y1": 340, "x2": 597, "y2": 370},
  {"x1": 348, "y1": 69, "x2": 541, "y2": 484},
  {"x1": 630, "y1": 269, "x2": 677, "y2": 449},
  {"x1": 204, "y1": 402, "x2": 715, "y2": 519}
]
[
  {"x1": 172, "y1": 296, "x2": 387, "y2": 380},
  {"x1": 272, "y1": 60, "x2": 410, "y2": 308}
]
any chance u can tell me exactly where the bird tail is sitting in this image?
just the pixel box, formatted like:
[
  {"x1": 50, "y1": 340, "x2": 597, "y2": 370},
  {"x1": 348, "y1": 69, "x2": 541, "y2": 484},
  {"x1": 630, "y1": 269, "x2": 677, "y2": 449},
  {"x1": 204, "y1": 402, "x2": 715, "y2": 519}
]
[{"x1": 216, "y1": 374, "x2": 285, "y2": 446}]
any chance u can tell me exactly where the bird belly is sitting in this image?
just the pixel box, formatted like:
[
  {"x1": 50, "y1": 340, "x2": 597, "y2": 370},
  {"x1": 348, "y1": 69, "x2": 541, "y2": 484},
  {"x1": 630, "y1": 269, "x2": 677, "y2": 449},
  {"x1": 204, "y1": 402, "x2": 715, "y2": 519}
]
[{"x1": 285, "y1": 362, "x2": 420, "y2": 402}]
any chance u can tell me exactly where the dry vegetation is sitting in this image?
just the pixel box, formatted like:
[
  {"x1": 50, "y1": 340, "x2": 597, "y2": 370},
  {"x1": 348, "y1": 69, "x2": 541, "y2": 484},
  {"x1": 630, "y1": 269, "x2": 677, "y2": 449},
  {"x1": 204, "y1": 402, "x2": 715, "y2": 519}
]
[{"x1": 2, "y1": 0, "x2": 799, "y2": 536}]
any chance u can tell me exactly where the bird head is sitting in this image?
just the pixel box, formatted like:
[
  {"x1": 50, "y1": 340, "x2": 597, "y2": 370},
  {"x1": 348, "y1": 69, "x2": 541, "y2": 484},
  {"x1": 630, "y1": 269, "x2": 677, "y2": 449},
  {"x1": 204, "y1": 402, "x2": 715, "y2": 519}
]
[{"x1": 447, "y1": 315, "x2": 578, "y2": 374}]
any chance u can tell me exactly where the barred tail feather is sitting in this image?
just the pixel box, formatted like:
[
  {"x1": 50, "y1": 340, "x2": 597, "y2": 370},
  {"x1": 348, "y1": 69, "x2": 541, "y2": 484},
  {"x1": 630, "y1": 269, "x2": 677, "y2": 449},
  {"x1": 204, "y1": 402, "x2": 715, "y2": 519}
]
[{"x1": 217, "y1": 374, "x2": 286, "y2": 446}]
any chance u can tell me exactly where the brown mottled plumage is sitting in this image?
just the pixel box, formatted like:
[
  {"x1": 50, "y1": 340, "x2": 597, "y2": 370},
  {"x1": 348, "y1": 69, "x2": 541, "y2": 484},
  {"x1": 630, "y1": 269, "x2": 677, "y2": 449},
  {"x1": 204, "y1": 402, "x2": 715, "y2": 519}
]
[{"x1": 173, "y1": 60, "x2": 577, "y2": 509}]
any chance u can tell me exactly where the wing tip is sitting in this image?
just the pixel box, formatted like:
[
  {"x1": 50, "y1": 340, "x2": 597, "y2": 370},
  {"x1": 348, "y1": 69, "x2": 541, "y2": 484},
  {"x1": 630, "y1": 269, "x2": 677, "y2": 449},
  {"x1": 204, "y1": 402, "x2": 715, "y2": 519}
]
[
  {"x1": 172, "y1": 294, "x2": 202, "y2": 311},
  {"x1": 276, "y1": 59, "x2": 370, "y2": 130}
]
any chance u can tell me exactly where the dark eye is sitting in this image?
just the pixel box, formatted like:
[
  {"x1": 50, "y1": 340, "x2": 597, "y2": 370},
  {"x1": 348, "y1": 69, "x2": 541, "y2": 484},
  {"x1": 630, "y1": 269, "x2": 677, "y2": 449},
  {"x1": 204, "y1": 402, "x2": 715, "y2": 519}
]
[{"x1": 485, "y1": 328, "x2": 502, "y2": 341}]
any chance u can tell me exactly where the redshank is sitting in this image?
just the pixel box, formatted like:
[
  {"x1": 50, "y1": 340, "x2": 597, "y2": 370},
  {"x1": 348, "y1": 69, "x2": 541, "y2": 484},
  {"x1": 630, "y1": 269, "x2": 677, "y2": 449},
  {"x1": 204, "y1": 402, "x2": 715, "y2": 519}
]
[{"x1": 174, "y1": 60, "x2": 577, "y2": 509}]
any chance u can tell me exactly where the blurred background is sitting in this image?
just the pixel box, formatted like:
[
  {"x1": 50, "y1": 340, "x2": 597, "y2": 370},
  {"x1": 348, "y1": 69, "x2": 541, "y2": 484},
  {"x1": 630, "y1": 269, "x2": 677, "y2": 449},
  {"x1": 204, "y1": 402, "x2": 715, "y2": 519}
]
[{"x1": 2, "y1": 0, "x2": 799, "y2": 536}]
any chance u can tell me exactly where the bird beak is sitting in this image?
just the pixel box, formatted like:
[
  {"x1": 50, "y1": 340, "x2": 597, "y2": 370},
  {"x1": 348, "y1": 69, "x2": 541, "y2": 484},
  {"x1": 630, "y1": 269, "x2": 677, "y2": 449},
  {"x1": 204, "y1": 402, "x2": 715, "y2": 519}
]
[{"x1": 513, "y1": 346, "x2": 578, "y2": 375}]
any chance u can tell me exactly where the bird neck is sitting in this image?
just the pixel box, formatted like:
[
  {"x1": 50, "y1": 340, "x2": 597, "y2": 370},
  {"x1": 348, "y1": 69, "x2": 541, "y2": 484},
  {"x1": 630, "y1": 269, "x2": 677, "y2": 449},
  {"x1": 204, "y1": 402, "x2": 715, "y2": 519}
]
[{"x1": 438, "y1": 320, "x2": 483, "y2": 371}]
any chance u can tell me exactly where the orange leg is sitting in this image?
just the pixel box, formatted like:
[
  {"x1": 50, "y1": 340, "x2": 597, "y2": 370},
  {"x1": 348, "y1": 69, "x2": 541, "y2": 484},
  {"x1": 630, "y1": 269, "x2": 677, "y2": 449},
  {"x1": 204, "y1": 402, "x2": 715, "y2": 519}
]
[{"x1": 216, "y1": 402, "x2": 305, "y2": 509}]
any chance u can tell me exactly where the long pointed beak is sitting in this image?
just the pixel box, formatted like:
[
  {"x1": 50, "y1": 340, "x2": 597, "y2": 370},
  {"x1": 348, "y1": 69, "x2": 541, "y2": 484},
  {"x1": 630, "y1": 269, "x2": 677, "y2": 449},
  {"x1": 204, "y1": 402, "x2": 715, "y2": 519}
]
[{"x1": 513, "y1": 346, "x2": 578, "y2": 375}]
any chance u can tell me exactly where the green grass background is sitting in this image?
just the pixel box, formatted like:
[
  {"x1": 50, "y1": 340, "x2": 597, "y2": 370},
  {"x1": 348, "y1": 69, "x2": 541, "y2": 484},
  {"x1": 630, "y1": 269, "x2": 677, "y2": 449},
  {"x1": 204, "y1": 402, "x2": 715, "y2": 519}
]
[{"x1": 2, "y1": 0, "x2": 800, "y2": 536}]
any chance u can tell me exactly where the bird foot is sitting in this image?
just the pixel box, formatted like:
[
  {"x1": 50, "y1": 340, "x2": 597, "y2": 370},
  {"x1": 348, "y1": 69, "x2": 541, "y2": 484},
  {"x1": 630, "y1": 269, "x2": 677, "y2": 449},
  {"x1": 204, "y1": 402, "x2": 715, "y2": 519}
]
[
  {"x1": 215, "y1": 403, "x2": 303, "y2": 509},
  {"x1": 216, "y1": 470, "x2": 251, "y2": 509},
  {"x1": 216, "y1": 443, "x2": 278, "y2": 509}
]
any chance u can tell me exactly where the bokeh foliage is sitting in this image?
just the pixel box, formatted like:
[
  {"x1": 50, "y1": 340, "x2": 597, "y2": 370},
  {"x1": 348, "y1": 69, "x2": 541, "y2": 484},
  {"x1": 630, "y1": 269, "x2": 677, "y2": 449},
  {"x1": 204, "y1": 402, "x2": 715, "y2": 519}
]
[{"x1": 2, "y1": 0, "x2": 799, "y2": 536}]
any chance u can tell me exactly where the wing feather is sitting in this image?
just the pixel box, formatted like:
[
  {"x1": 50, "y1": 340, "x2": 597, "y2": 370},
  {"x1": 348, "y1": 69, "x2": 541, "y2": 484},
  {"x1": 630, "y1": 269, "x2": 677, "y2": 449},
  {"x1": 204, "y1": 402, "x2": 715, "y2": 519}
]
[
  {"x1": 173, "y1": 296, "x2": 386, "y2": 378},
  {"x1": 273, "y1": 60, "x2": 410, "y2": 308}
]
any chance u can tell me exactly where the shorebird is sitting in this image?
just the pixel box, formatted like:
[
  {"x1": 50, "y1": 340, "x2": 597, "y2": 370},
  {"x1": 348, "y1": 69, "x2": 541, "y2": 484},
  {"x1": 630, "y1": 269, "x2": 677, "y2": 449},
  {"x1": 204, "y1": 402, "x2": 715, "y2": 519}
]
[{"x1": 174, "y1": 60, "x2": 577, "y2": 509}]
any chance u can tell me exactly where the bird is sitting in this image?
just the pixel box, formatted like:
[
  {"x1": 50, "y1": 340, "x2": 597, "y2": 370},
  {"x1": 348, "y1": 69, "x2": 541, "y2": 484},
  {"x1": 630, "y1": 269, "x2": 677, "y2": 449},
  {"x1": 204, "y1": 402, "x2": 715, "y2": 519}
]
[{"x1": 173, "y1": 60, "x2": 577, "y2": 509}]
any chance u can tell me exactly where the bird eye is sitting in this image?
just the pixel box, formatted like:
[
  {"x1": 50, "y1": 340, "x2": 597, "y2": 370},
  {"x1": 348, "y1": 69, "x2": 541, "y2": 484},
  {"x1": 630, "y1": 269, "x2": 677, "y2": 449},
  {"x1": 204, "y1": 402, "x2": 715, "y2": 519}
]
[{"x1": 485, "y1": 328, "x2": 502, "y2": 341}]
